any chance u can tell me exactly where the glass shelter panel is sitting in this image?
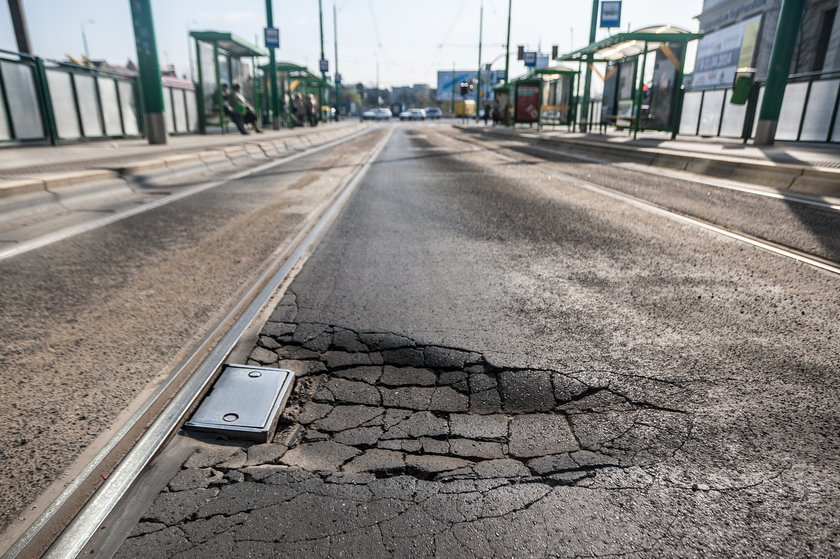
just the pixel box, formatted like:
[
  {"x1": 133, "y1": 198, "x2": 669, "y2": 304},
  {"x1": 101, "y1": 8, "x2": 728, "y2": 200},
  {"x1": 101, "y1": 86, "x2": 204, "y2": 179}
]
[
  {"x1": 98, "y1": 77, "x2": 123, "y2": 136},
  {"x1": 46, "y1": 69, "x2": 81, "y2": 139},
  {"x1": 1, "y1": 61, "x2": 44, "y2": 139},
  {"x1": 679, "y1": 91, "x2": 702, "y2": 134},
  {"x1": 719, "y1": 89, "x2": 747, "y2": 138},
  {"x1": 118, "y1": 80, "x2": 139, "y2": 135},
  {"x1": 186, "y1": 89, "x2": 199, "y2": 132},
  {"x1": 698, "y1": 89, "x2": 725, "y2": 136},
  {"x1": 775, "y1": 82, "x2": 808, "y2": 141},
  {"x1": 74, "y1": 74, "x2": 103, "y2": 137},
  {"x1": 799, "y1": 80, "x2": 839, "y2": 141},
  {"x1": 0, "y1": 91, "x2": 9, "y2": 140},
  {"x1": 163, "y1": 87, "x2": 175, "y2": 133},
  {"x1": 173, "y1": 88, "x2": 188, "y2": 133}
]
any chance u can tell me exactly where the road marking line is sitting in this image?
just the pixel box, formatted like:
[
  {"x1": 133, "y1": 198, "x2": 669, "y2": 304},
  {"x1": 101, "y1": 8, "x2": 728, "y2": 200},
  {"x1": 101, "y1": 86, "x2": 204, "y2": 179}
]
[{"x1": 476, "y1": 139, "x2": 840, "y2": 277}]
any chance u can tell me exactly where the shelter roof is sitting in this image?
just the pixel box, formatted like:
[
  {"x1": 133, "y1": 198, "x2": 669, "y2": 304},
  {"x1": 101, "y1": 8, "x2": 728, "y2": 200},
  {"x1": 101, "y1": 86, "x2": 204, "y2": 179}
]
[
  {"x1": 190, "y1": 31, "x2": 267, "y2": 58},
  {"x1": 557, "y1": 25, "x2": 702, "y2": 62}
]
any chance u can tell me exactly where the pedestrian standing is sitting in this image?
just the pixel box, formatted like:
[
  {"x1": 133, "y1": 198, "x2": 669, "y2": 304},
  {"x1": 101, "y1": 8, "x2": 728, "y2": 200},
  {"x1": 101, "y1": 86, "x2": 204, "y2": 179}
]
[
  {"x1": 232, "y1": 84, "x2": 262, "y2": 133},
  {"x1": 221, "y1": 84, "x2": 248, "y2": 134}
]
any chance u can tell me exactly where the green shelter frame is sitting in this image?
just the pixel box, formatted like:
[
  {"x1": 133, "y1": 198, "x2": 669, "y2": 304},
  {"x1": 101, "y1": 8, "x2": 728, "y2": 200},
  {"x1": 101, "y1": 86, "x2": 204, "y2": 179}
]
[
  {"x1": 557, "y1": 25, "x2": 703, "y2": 139},
  {"x1": 190, "y1": 31, "x2": 268, "y2": 134},
  {"x1": 505, "y1": 65, "x2": 580, "y2": 128},
  {"x1": 260, "y1": 61, "x2": 334, "y2": 126}
]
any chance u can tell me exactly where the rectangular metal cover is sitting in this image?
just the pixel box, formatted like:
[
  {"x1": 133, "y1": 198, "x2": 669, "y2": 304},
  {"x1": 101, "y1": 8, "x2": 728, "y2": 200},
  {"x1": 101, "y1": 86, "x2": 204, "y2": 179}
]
[{"x1": 185, "y1": 364, "x2": 294, "y2": 441}]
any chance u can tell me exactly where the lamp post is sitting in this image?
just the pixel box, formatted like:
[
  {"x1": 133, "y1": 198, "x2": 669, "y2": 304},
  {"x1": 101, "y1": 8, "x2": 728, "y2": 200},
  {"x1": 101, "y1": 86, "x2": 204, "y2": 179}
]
[
  {"x1": 504, "y1": 0, "x2": 512, "y2": 124},
  {"x1": 333, "y1": 0, "x2": 340, "y2": 121},
  {"x1": 319, "y1": 0, "x2": 326, "y2": 123},
  {"x1": 81, "y1": 18, "x2": 95, "y2": 63},
  {"x1": 579, "y1": 0, "x2": 598, "y2": 132},
  {"x1": 265, "y1": 0, "x2": 281, "y2": 129},
  {"x1": 476, "y1": 1, "x2": 483, "y2": 122}
]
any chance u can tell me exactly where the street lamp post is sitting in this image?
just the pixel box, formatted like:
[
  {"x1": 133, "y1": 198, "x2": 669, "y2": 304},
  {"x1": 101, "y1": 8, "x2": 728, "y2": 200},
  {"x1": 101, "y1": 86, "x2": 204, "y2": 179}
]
[
  {"x1": 81, "y1": 19, "x2": 94, "y2": 63},
  {"x1": 319, "y1": 0, "x2": 326, "y2": 123},
  {"x1": 476, "y1": 1, "x2": 483, "y2": 122},
  {"x1": 265, "y1": 0, "x2": 281, "y2": 129},
  {"x1": 333, "y1": 0, "x2": 340, "y2": 121},
  {"x1": 579, "y1": 0, "x2": 598, "y2": 132}
]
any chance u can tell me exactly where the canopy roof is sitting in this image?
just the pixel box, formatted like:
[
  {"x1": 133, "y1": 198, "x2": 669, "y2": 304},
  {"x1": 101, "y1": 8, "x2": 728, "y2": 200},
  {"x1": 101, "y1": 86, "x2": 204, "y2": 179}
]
[
  {"x1": 557, "y1": 25, "x2": 702, "y2": 62},
  {"x1": 532, "y1": 65, "x2": 579, "y2": 76},
  {"x1": 190, "y1": 31, "x2": 267, "y2": 58}
]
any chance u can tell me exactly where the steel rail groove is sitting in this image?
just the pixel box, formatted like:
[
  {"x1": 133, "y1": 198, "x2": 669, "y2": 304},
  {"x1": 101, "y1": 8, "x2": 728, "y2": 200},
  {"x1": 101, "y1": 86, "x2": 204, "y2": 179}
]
[{"x1": 3, "y1": 126, "x2": 393, "y2": 559}]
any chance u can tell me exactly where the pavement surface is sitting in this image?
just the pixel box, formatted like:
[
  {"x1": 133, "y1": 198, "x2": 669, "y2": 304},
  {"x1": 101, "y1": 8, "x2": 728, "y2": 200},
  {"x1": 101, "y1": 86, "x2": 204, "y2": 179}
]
[
  {"x1": 0, "y1": 127, "x2": 388, "y2": 543},
  {"x1": 112, "y1": 124, "x2": 839, "y2": 558}
]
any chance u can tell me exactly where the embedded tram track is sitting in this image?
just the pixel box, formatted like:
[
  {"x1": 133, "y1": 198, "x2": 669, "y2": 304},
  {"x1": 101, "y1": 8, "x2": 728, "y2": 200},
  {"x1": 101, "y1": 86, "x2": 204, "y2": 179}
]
[
  {"x1": 1, "y1": 127, "x2": 393, "y2": 559},
  {"x1": 447, "y1": 128, "x2": 840, "y2": 277}
]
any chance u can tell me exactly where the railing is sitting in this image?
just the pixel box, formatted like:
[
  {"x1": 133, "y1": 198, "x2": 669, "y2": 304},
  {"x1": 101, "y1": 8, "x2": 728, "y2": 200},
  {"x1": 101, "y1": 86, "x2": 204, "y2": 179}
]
[
  {"x1": 679, "y1": 68, "x2": 840, "y2": 143},
  {"x1": 0, "y1": 48, "x2": 200, "y2": 145}
]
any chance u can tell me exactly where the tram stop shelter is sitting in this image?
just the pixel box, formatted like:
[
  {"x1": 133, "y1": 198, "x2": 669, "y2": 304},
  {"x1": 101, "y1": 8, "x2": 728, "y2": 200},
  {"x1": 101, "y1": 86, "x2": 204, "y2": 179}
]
[
  {"x1": 190, "y1": 31, "x2": 267, "y2": 134},
  {"x1": 557, "y1": 25, "x2": 702, "y2": 138},
  {"x1": 496, "y1": 66, "x2": 579, "y2": 128},
  {"x1": 262, "y1": 61, "x2": 334, "y2": 125}
]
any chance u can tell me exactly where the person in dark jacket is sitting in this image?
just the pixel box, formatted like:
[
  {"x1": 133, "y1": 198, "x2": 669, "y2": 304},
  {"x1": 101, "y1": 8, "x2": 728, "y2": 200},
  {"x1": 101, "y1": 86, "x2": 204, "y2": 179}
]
[{"x1": 221, "y1": 84, "x2": 248, "y2": 134}]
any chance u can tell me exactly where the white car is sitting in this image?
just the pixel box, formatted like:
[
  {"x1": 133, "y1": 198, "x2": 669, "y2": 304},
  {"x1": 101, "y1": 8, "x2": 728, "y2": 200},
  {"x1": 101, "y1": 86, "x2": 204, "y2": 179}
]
[
  {"x1": 361, "y1": 108, "x2": 392, "y2": 121},
  {"x1": 424, "y1": 107, "x2": 443, "y2": 119},
  {"x1": 399, "y1": 108, "x2": 426, "y2": 121}
]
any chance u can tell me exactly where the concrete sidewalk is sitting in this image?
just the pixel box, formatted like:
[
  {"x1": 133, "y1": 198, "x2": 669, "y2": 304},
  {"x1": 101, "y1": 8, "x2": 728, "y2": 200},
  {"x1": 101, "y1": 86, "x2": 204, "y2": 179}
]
[
  {"x1": 457, "y1": 124, "x2": 840, "y2": 196},
  {"x1": 0, "y1": 123, "x2": 368, "y2": 223},
  {"x1": 0, "y1": 122, "x2": 366, "y2": 196}
]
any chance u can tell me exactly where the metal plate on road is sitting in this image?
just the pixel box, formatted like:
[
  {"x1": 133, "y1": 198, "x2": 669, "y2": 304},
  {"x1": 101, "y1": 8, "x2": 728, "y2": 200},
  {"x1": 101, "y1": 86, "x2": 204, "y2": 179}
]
[{"x1": 185, "y1": 364, "x2": 294, "y2": 442}]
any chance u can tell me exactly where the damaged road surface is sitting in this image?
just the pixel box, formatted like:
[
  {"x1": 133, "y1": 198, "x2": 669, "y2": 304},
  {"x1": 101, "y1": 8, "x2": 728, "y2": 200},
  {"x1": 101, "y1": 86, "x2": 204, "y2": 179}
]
[{"x1": 114, "y1": 125, "x2": 839, "y2": 558}]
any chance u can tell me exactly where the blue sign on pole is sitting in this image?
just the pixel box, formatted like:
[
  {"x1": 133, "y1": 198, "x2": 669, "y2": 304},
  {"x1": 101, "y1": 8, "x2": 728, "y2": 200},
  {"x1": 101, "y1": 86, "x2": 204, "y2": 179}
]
[
  {"x1": 264, "y1": 27, "x2": 280, "y2": 48},
  {"x1": 600, "y1": 1, "x2": 622, "y2": 28},
  {"x1": 319, "y1": 59, "x2": 329, "y2": 73},
  {"x1": 523, "y1": 51, "x2": 537, "y2": 67}
]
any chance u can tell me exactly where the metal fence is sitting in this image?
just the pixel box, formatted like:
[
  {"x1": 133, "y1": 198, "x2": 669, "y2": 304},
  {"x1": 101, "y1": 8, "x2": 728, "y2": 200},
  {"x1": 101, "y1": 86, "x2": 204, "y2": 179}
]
[
  {"x1": 679, "y1": 69, "x2": 840, "y2": 143},
  {"x1": 0, "y1": 49, "x2": 199, "y2": 145}
]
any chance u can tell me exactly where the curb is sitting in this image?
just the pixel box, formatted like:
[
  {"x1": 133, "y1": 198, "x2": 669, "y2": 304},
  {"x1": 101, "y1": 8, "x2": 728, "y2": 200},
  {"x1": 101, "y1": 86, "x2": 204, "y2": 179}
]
[
  {"x1": 457, "y1": 125, "x2": 840, "y2": 197},
  {"x1": 0, "y1": 124, "x2": 367, "y2": 225}
]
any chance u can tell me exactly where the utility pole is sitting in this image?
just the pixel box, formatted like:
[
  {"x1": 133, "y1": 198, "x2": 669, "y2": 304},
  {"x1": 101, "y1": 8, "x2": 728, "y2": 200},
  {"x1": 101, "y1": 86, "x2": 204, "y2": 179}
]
[
  {"x1": 755, "y1": 0, "x2": 806, "y2": 145},
  {"x1": 451, "y1": 61, "x2": 456, "y2": 117},
  {"x1": 319, "y1": 0, "x2": 326, "y2": 123},
  {"x1": 476, "y1": 1, "x2": 483, "y2": 122},
  {"x1": 7, "y1": 0, "x2": 32, "y2": 54},
  {"x1": 129, "y1": 0, "x2": 167, "y2": 144},
  {"x1": 333, "y1": 1, "x2": 340, "y2": 121},
  {"x1": 504, "y1": 0, "x2": 512, "y2": 124},
  {"x1": 81, "y1": 19, "x2": 94, "y2": 62},
  {"x1": 265, "y1": 0, "x2": 281, "y2": 129},
  {"x1": 580, "y1": 0, "x2": 598, "y2": 132}
]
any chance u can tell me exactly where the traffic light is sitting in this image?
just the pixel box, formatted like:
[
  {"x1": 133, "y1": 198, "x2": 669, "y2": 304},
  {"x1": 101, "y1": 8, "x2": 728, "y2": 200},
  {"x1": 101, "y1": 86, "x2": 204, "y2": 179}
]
[
  {"x1": 551, "y1": 45, "x2": 559, "y2": 59},
  {"x1": 460, "y1": 82, "x2": 470, "y2": 96},
  {"x1": 517, "y1": 45, "x2": 525, "y2": 60}
]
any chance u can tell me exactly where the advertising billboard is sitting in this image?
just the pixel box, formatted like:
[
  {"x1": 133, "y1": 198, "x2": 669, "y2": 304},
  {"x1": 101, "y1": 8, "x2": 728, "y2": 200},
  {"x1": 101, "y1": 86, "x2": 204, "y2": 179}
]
[
  {"x1": 436, "y1": 70, "x2": 505, "y2": 101},
  {"x1": 647, "y1": 43, "x2": 684, "y2": 130},
  {"x1": 692, "y1": 15, "x2": 761, "y2": 89},
  {"x1": 515, "y1": 82, "x2": 540, "y2": 123}
]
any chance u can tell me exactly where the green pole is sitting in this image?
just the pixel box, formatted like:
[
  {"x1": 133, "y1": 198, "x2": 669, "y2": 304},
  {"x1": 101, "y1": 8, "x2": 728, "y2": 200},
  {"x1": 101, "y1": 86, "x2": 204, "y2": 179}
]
[
  {"x1": 580, "y1": 0, "x2": 598, "y2": 133},
  {"x1": 754, "y1": 0, "x2": 806, "y2": 145},
  {"x1": 504, "y1": 0, "x2": 512, "y2": 123},
  {"x1": 633, "y1": 42, "x2": 648, "y2": 140},
  {"x1": 670, "y1": 43, "x2": 688, "y2": 139},
  {"x1": 451, "y1": 61, "x2": 456, "y2": 117},
  {"x1": 319, "y1": 0, "x2": 326, "y2": 123},
  {"x1": 266, "y1": 0, "x2": 281, "y2": 129},
  {"x1": 334, "y1": 0, "x2": 340, "y2": 121},
  {"x1": 129, "y1": 0, "x2": 167, "y2": 144},
  {"x1": 213, "y1": 42, "x2": 225, "y2": 134},
  {"x1": 195, "y1": 38, "x2": 206, "y2": 134},
  {"x1": 476, "y1": 1, "x2": 483, "y2": 123}
]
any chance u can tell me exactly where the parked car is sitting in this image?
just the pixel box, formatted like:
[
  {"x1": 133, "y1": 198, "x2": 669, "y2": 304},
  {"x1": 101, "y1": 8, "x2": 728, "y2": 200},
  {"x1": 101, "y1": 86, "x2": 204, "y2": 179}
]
[
  {"x1": 424, "y1": 107, "x2": 443, "y2": 119},
  {"x1": 399, "y1": 108, "x2": 426, "y2": 121},
  {"x1": 361, "y1": 108, "x2": 392, "y2": 121}
]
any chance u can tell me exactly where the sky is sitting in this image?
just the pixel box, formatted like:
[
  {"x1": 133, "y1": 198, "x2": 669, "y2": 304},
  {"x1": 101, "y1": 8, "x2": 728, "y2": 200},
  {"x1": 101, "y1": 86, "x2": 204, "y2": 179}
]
[{"x1": 0, "y1": 0, "x2": 704, "y2": 89}]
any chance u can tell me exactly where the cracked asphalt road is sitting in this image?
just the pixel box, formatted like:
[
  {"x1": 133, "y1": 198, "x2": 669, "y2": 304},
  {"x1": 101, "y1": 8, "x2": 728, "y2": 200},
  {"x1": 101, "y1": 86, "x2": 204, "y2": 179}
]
[{"x1": 115, "y1": 124, "x2": 839, "y2": 558}]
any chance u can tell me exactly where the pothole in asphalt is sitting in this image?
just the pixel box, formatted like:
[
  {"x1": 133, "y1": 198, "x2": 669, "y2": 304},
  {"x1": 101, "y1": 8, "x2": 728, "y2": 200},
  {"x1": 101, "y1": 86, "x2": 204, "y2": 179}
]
[{"x1": 178, "y1": 291, "x2": 693, "y2": 488}]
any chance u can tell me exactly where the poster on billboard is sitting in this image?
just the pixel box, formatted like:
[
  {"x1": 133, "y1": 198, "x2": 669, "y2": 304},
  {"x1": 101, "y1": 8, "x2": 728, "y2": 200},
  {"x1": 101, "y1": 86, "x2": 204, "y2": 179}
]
[
  {"x1": 436, "y1": 70, "x2": 505, "y2": 101},
  {"x1": 692, "y1": 15, "x2": 761, "y2": 89},
  {"x1": 515, "y1": 82, "x2": 540, "y2": 123},
  {"x1": 646, "y1": 43, "x2": 684, "y2": 130}
]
